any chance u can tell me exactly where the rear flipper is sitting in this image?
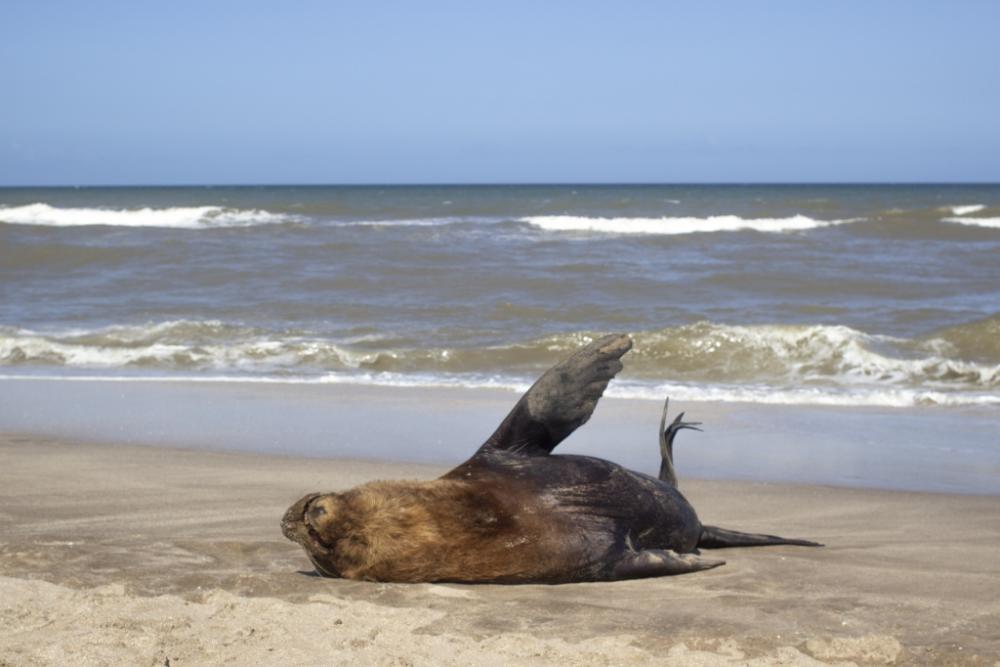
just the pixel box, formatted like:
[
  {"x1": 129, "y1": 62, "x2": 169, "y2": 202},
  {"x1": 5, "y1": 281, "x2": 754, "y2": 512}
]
[
  {"x1": 699, "y1": 525, "x2": 823, "y2": 549},
  {"x1": 657, "y1": 397, "x2": 702, "y2": 487},
  {"x1": 610, "y1": 549, "x2": 725, "y2": 580}
]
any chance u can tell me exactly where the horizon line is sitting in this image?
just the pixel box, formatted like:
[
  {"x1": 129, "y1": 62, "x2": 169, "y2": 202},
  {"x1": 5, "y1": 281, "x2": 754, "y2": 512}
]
[{"x1": 2, "y1": 180, "x2": 999, "y2": 189}]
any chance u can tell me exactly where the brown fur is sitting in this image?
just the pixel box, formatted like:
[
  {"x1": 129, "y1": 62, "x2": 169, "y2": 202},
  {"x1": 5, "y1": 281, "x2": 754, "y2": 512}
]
[{"x1": 284, "y1": 478, "x2": 582, "y2": 583}]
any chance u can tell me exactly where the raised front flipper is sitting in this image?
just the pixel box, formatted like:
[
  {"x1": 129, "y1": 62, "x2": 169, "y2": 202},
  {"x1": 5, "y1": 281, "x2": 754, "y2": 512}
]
[
  {"x1": 477, "y1": 334, "x2": 632, "y2": 457},
  {"x1": 610, "y1": 549, "x2": 725, "y2": 580}
]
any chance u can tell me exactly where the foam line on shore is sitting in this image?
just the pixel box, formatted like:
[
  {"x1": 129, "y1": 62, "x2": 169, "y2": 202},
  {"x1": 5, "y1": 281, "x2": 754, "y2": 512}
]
[{"x1": 3, "y1": 372, "x2": 999, "y2": 408}]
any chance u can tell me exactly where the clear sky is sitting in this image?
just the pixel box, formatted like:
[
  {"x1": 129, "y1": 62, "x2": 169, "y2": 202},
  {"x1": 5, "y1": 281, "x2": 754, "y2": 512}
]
[{"x1": 2, "y1": 1, "x2": 998, "y2": 185}]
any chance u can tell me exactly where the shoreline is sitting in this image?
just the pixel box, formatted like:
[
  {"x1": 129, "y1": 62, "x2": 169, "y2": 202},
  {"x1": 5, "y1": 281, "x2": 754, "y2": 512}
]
[
  {"x1": 2, "y1": 376, "x2": 999, "y2": 494},
  {"x1": 2, "y1": 434, "x2": 999, "y2": 665}
]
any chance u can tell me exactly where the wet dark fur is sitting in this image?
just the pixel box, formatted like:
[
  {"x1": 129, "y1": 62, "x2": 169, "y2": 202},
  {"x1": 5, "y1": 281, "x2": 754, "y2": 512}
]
[{"x1": 282, "y1": 334, "x2": 820, "y2": 583}]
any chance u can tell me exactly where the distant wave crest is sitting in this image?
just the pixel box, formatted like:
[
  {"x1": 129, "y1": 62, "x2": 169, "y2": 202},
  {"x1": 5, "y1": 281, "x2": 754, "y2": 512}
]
[
  {"x1": 949, "y1": 204, "x2": 986, "y2": 215},
  {"x1": 942, "y1": 216, "x2": 1000, "y2": 229},
  {"x1": 520, "y1": 214, "x2": 862, "y2": 235},
  {"x1": 0, "y1": 203, "x2": 296, "y2": 228},
  {"x1": 339, "y1": 216, "x2": 503, "y2": 228}
]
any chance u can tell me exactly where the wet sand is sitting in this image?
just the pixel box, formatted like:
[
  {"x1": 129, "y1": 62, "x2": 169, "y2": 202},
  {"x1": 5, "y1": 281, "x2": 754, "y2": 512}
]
[{"x1": 2, "y1": 434, "x2": 999, "y2": 666}]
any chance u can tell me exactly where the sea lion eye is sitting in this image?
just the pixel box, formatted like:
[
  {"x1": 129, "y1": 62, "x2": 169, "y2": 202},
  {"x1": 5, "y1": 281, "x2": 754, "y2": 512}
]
[
  {"x1": 307, "y1": 503, "x2": 326, "y2": 521},
  {"x1": 303, "y1": 495, "x2": 341, "y2": 534}
]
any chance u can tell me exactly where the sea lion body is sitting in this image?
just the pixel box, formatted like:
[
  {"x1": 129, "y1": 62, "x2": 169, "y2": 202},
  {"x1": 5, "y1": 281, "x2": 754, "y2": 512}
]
[
  {"x1": 282, "y1": 334, "x2": 819, "y2": 583},
  {"x1": 444, "y1": 449, "x2": 704, "y2": 581}
]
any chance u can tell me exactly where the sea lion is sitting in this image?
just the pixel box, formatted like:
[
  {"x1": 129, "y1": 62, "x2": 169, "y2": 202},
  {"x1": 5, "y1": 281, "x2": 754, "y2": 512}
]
[{"x1": 281, "y1": 334, "x2": 820, "y2": 583}]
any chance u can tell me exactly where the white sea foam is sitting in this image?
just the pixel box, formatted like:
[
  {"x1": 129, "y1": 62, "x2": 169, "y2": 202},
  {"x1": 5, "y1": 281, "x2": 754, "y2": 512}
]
[
  {"x1": 520, "y1": 214, "x2": 862, "y2": 235},
  {"x1": 0, "y1": 203, "x2": 294, "y2": 228},
  {"x1": 949, "y1": 204, "x2": 986, "y2": 215},
  {"x1": 942, "y1": 216, "x2": 1000, "y2": 229},
  {"x1": 1, "y1": 371, "x2": 998, "y2": 408},
  {"x1": 0, "y1": 324, "x2": 365, "y2": 372},
  {"x1": 612, "y1": 382, "x2": 1000, "y2": 407},
  {"x1": 308, "y1": 372, "x2": 1000, "y2": 407}
]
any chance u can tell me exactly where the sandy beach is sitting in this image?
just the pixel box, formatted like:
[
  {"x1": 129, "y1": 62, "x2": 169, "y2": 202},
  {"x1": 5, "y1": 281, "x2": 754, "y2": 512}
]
[{"x1": 3, "y1": 430, "x2": 999, "y2": 666}]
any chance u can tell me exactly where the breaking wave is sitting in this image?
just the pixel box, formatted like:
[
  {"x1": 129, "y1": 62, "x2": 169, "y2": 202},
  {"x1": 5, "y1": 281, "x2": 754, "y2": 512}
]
[
  {"x1": 942, "y1": 216, "x2": 1000, "y2": 229},
  {"x1": 624, "y1": 322, "x2": 999, "y2": 388},
  {"x1": 0, "y1": 203, "x2": 296, "y2": 228},
  {"x1": 520, "y1": 214, "x2": 862, "y2": 235},
  {"x1": 2, "y1": 319, "x2": 998, "y2": 407},
  {"x1": 0, "y1": 321, "x2": 370, "y2": 371},
  {"x1": 948, "y1": 204, "x2": 986, "y2": 215}
]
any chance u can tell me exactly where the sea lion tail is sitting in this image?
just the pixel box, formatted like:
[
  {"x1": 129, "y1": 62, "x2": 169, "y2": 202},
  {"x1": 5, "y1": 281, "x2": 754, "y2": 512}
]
[{"x1": 698, "y1": 525, "x2": 823, "y2": 549}]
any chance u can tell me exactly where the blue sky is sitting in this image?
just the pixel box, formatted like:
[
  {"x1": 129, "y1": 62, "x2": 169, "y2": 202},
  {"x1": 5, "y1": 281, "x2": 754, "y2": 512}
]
[{"x1": 2, "y1": 1, "x2": 998, "y2": 185}]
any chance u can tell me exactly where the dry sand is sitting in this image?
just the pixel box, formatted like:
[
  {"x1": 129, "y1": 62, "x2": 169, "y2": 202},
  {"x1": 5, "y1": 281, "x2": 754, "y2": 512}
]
[{"x1": 2, "y1": 434, "x2": 999, "y2": 666}]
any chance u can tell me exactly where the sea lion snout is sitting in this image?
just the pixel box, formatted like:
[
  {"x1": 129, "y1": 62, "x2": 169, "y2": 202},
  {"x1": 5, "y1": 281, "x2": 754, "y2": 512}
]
[
  {"x1": 282, "y1": 492, "x2": 347, "y2": 556},
  {"x1": 281, "y1": 492, "x2": 321, "y2": 543},
  {"x1": 281, "y1": 492, "x2": 350, "y2": 578}
]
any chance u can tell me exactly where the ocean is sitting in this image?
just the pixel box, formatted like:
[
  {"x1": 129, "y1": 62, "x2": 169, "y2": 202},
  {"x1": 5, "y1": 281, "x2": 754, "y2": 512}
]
[{"x1": 2, "y1": 184, "x2": 999, "y2": 409}]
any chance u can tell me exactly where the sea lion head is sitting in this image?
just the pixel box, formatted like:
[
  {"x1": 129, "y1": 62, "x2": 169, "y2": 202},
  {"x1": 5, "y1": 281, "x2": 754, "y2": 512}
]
[{"x1": 281, "y1": 492, "x2": 348, "y2": 577}]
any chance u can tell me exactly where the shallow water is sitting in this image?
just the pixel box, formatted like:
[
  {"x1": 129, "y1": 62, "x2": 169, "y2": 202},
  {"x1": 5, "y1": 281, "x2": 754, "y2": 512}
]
[
  {"x1": 2, "y1": 378, "x2": 997, "y2": 493},
  {"x1": 2, "y1": 184, "x2": 999, "y2": 407}
]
